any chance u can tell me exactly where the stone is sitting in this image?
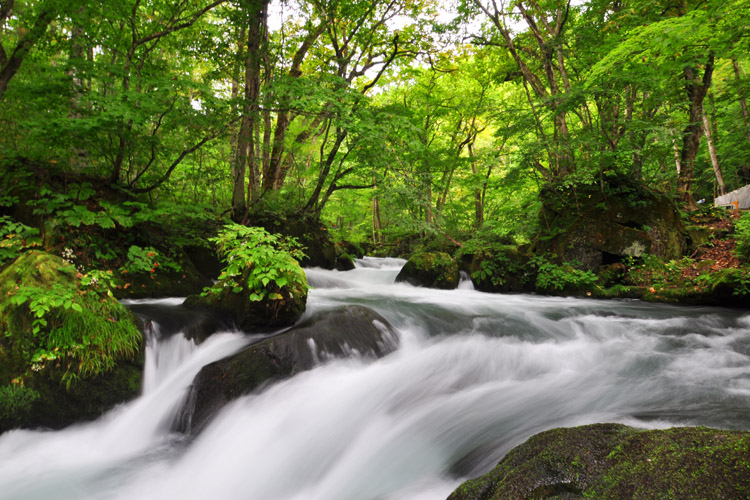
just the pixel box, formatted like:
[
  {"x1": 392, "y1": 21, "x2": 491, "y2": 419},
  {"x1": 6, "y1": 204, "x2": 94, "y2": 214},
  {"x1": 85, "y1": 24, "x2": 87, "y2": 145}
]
[
  {"x1": 536, "y1": 176, "x2": 687, "y2": 271},
  {"x1": 177, "y1": 305, "x2": 399, "y2": 434},
  {"x1": 448, "y1": 424, "x2": 750, "y2": 500},
  {"x1": 396, "y1": 252, "x2": 460, "y2": 289}
]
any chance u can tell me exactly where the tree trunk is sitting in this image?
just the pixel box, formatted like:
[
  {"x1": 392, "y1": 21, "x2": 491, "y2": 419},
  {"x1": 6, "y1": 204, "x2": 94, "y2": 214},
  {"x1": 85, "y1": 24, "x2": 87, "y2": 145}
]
[
  {"x1": 372, "y1": 194, "x2": 382, "y2": 245},
  {"x1": 0, "y1": 7, "x2": 56, "y2": 99},
  {"x1": 702, "y1": 105, "x2": 725, "y2": 195},
  {"x1": 732, "y1": 59, "x2": 750, "y2": 183},
  {"x1": 677, "y1": 53, "x2": 714, "y2": 209},
  {"x1": 68, "y1": 6, "x2": 87, "y2": 171},
  {"x1": 232, "y1": 0, "x2": 268, "y2": 221}
]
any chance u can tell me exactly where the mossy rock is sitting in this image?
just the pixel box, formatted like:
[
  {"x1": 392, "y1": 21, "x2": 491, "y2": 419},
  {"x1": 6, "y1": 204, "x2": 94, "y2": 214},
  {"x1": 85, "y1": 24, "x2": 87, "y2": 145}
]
[
  {"x1": 466, "y1": 245, "x2": 537, "y2": 293},
  {"x1": 177, "y1": 305, "x2": 399, "y2": 433},
  {"x1": 448, "y1": 424, "x2": 750, "y2": 500},
  {"x1": 185, "y1": 260, "x2": 308, "y2": 331},
  {"x1": 536, "y1": 176, "x2": 687, "y2": 270},
  {"x1": 395, "y1": 252, "x2": 460, "y2": 289},
  {"x1": 0, "y1": 251, "x2": 143, "y2": 432}
]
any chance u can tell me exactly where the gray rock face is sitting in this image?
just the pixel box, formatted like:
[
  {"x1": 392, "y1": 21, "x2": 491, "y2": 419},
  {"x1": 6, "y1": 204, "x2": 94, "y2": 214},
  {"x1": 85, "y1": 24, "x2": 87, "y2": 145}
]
[{"x1": 177, "y1": 305, "x2": 399, "y2": 433}]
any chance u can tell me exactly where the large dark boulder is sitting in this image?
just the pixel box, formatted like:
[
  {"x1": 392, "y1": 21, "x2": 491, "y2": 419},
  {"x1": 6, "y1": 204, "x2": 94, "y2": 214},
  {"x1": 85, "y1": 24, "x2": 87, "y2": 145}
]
[
  {"x1": 536, "y1": 177, "x2": 687, "y2": 270},
  {"x1": 396, "y1": 252, "x2": 460, "y2": 289},
  {"x1": 177, "y1": 305, "x2": 399, "y2": 433},
  {"x1": 448, "y1": 424, "x2": 750, "y2": 500}
]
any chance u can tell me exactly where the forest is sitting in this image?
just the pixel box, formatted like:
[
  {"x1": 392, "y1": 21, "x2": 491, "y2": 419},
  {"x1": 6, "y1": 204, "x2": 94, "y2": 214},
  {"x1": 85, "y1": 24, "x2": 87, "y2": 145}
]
[{"x1": 2, "y1": 0, "x2": 750, "y2": 498}]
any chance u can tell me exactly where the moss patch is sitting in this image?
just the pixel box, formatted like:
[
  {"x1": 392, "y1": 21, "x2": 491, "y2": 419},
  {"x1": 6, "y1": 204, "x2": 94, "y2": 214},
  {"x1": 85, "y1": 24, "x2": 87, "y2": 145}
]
[
  {"x1": 395, "y1": 251, "x2": 460, "y2": 289},
  {"x1": 447, "y1": 424, "x2": 750, "y2": 500},
  {"x1": 0, "y1": 251, "x2": 143, "y2": 431}
]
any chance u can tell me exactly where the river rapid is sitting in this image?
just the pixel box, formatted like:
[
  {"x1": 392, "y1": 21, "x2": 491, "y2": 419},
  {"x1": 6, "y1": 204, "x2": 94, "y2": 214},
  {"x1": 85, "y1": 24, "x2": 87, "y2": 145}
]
[{"x1": 1, "y1": 257, "x2": 749, "y2": 500}]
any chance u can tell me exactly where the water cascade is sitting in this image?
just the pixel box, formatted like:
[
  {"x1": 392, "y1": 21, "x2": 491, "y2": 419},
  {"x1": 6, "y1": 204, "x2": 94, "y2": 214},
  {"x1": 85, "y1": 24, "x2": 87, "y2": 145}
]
[{"x1": 1, "y1": 258, "x2": 749, "y2": 500}]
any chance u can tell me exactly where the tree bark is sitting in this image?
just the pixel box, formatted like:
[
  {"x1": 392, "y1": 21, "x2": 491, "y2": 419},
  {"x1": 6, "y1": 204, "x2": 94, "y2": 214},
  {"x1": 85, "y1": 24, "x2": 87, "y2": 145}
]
[
  {"x1": 732, "y1": 59, "x2": 750, "y2": 183},
  {"x1": 677, "y1": 53, "x2": 714, "y2": 209},
  {"x1": 0, "y1": 7, "x2": 56, "y2": 99},
  {"x1": 702, "y1": 105, "x2": 725, "y2": 195},
  {"x1": 232, "y1": 0, "x2": 268, "y2": 221}
]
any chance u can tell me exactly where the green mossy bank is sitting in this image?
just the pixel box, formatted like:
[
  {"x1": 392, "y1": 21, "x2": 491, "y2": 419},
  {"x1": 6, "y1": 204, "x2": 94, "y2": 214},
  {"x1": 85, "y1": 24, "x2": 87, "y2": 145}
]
[
  {"x1": 0, "y1": 251, "x2": 143, "y2": 432},
  {"x1": 448, "y1": 424, "x2": 750, "y2": 500}
]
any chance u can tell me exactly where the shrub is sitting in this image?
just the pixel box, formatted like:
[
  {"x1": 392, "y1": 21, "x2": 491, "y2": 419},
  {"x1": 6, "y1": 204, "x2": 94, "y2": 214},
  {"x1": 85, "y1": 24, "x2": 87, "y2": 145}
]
[{"x1": 208, "y1": 224, "x2": 307, "y2": 302}]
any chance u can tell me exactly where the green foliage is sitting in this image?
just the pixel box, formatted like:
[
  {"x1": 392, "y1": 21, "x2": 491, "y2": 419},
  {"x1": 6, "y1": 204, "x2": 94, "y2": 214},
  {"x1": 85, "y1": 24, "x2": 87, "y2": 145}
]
[
  {"x1": 734, "y1": 213, "x2": 750, "y2": 261},
  {"x1": 209, "y1": 224, "x2": 307, "y2": 302},
  {"x1": 0, "y1": 251, "x2": 141, "y2": 387},
  {"x1": 0, "y1": 216, "x2": 41, "y2": 267},
  {"x1": 0, "y1": 385, "x2": 40, "y2": 428},
  {"x1": 625, "y1": 255, "x2": 691, "y2": 288},
  {"x1": 534, "y1": 258, "x2": 599, "y2": 293},
  {"x1": 121, "y1": 245, "x2": 181, "y2": 275}
]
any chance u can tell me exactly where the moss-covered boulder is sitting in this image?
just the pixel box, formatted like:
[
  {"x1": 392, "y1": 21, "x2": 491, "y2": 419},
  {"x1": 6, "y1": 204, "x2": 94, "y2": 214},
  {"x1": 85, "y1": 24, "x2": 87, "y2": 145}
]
[
  {"x1": 448, "y1": 424, "x2": 750, "y2": 500},
  {"x1": 396, "y1": 252, "x2": 460, "y2": 289},
  {"x1": 536, "y1": 176, "x2": 687, "y2": 270},
  {"x1": 177, "y1": 305, "x2": 399, "y2": 433},
  {"x1": 466, "y1": 245, "x2": 537, "y2": 293},
  {"x1": 0, "y1": 251, "x2": 143, "y2": 432}
]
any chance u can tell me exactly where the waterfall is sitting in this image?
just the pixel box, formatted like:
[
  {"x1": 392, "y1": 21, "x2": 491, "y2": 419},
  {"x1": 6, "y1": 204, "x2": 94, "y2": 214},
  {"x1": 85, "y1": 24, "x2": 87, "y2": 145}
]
[{"x1": 1, "y1": 258, "x2": 749, "y2": 500}]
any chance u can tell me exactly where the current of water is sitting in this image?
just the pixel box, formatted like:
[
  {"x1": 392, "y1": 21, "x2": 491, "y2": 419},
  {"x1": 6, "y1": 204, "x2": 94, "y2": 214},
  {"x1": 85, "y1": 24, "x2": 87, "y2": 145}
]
[{"x1": 1, "y1": 257, "x2": 749, "y2": 500}]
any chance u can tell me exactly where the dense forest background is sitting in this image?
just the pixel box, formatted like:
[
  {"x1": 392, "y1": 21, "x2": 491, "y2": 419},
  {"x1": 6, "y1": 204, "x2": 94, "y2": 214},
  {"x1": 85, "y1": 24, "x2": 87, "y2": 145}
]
[
  {"x1": 3, "y1": 0, "x2": 750, "y2": 436},
  {"x1": 1, "y1": 0, "x2": 749, "y2": 260}
]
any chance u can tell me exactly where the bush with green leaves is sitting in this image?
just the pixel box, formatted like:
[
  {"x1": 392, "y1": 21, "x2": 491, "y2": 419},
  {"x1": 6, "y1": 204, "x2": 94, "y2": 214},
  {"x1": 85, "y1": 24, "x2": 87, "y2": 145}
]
[{"x1": 209, "y1": 224, "x2": 307, "y2": 302}]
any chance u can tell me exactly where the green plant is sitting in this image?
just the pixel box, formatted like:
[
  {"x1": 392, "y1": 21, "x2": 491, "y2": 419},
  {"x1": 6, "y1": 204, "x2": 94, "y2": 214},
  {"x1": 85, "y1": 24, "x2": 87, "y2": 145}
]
[
  {"x1": 0, "y1": 216, "x2": 40, "y2": 267},
  {"x1": 121, "y1": 245, "x2": 181, "y2": 275},
  {"x1": 535, "y1": 258, "x2": 598, "y2": 292},
  {"x1": 0, "y1": 385, "x2": 40, "y2": 427},
  {"x1": 1, "y1": 252, "x2": 141, "y2": 387},
  {"x1": 208, "y1": 224, "x2": 307, "y2": 302},
  {"x1": 734, "y1": 213, "x2": 750, "y2": 261}
]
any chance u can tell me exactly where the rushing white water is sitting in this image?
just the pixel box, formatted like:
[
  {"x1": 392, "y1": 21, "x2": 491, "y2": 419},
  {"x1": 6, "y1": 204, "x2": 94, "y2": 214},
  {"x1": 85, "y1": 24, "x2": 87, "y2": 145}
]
[{"x1": 1, "y1": 257, "x2": 750, "y2": 500}]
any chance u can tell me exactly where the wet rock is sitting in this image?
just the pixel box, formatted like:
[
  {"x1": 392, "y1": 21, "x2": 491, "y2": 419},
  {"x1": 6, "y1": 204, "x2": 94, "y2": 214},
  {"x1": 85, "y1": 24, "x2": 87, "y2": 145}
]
[
  {"x1": 536, "y1": 177, "x2": 687, "y2": 270},
  {"x1": 396, "y1": 252, "x2": 460, "y2": 289},
  {"x1": 447, "y1": 424, "x2": 750, "y2": 500},
  {"x1": 178, "y1": 305, "x2": 399, "y2": 434}
]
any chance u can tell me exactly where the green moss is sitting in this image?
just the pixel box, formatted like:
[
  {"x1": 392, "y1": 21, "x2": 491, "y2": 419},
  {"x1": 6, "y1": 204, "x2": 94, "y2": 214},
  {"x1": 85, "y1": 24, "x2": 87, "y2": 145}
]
[
  {"x1": 0, "y1": 385, "x2": 40, "y2": 429},
  {"x1": 447, "y1": 425, "x2": 750, "y2": 500},
  {"x1": 396, "y1": 251, "x2": 460, "y2": 289},
  {"x1": 463, "y1": 245, "x2": 537, "y2": 293},
  {"x1": 0, "y1": 251, "x2": 141, "y2": 386}
]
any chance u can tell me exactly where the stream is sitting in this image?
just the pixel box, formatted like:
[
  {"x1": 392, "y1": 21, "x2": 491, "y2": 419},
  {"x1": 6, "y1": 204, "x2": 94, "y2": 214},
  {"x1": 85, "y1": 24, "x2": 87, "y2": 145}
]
[{"x1": 1, "y1": 257, "x2": 749, "y2": 500}]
